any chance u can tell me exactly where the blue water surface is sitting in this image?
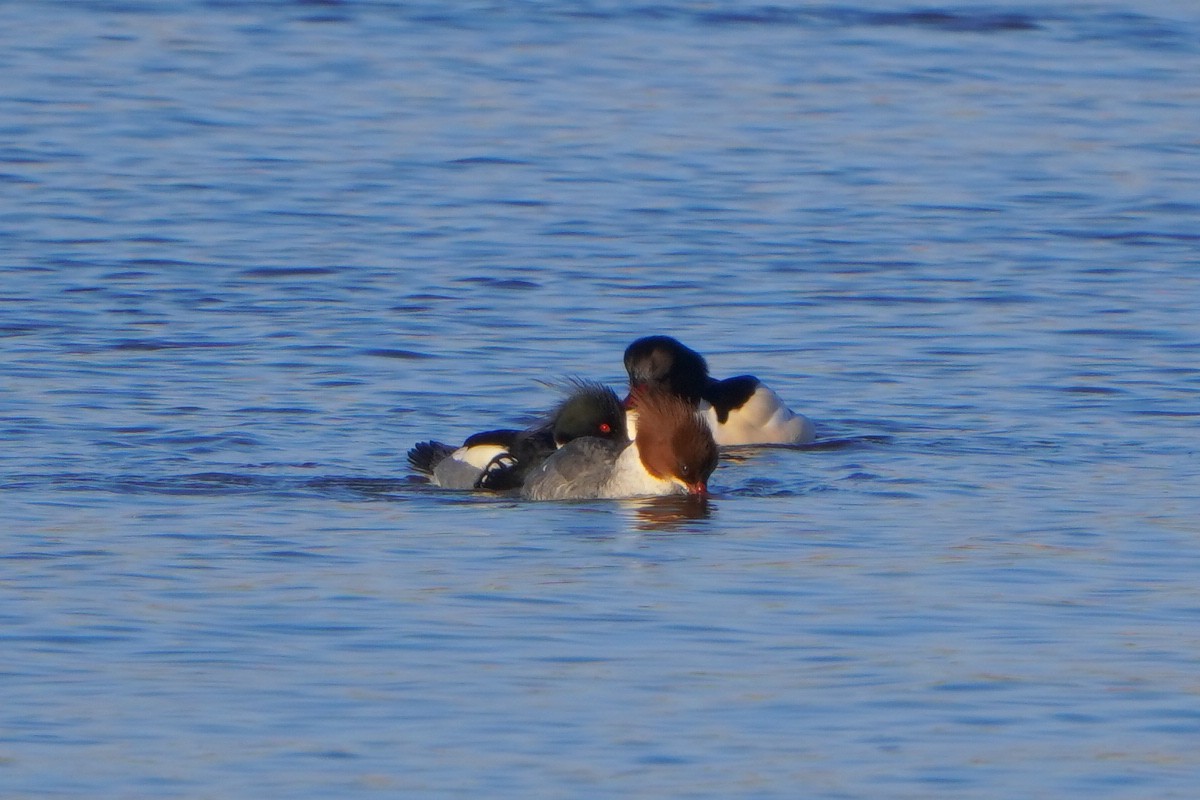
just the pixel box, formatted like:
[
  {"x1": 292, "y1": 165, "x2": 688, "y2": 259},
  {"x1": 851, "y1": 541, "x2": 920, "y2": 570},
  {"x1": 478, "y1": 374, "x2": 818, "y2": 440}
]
[{"x1": 2, "y1": 1, "x2": 1199, "y2": 797}]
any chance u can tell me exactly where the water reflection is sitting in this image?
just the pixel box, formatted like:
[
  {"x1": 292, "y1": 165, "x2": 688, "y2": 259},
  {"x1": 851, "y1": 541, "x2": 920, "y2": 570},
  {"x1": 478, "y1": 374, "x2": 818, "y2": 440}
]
[{"x1": 619, "y1": 494, "x2": 713, "y2": 532}]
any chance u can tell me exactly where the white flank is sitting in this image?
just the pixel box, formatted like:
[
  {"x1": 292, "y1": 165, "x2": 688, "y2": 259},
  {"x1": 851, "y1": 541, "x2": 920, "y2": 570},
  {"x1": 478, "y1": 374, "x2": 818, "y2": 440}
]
[
  {"x1": 703, "y1": 386, "x2": 815, "y2": 446},
  {"x1": 430, "y1": 443, "x2": 508, "y2": 489}
]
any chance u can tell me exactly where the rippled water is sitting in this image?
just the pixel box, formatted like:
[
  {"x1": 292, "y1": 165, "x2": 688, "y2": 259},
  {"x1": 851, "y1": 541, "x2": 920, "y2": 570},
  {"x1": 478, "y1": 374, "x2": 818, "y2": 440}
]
[{"x1": 3, "y1": 1, "x2": 1200, "y2": 797}]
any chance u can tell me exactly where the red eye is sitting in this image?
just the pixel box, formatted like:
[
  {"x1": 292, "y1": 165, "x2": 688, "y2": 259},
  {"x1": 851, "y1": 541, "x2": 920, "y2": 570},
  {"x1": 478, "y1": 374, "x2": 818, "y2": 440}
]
[{"x1": 598, "y1": 423, "x2": 612, "y2": 434}]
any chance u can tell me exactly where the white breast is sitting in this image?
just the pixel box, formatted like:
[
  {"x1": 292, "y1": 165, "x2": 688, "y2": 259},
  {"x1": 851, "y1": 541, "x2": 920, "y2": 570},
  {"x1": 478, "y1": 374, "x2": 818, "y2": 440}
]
[{"x1": 598, "y1": 443, "x2": 683, "y2": 499}]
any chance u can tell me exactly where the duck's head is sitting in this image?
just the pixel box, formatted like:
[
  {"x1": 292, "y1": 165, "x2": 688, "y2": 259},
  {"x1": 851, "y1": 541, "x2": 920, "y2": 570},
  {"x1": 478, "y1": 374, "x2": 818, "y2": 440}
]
[
  {"x1": 551, "y1": 379, "x2": 628, "y2": 447},
  {"x1": 632, "y1": 388, "x2": 719, "y2": 496},
  {"x1": 623, "y1": 335, "x2": 710, "y2": 407}
]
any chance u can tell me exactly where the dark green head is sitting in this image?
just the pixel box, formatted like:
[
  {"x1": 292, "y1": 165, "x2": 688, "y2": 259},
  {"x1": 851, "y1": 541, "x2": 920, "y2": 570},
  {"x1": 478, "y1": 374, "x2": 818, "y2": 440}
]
[{"x1": 551, "y1": 379, "x2": 628, "y2": 446}]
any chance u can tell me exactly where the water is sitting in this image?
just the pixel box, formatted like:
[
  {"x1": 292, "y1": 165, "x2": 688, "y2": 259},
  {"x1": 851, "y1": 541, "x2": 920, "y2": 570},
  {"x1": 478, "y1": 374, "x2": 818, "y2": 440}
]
[{"x1": 3, "y1": 1, "x2": 1200, "y2": 797}]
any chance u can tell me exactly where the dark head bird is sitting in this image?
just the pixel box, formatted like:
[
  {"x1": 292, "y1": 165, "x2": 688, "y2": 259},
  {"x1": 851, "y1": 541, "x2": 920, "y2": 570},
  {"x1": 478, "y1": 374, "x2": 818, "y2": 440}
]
[
  {"x1": 623, "y1": 335, "x2": 816, "y2": 446},
  {"x1": 408, "y1": 379, "x2": 627, "y2": 491},
  {"x1": 474, "y1": 379, "x2": 627, "y2": 491}
]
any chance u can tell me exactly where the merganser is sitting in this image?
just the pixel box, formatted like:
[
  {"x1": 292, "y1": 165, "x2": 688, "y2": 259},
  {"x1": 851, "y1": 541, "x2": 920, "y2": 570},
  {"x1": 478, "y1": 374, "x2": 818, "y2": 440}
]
[
  {"x1": 407, "y1": 379, "x2": 627, "y2": 490},
  {"x1": 522, "y1": 388, "x2": 718, "y2": 501},
  {"x1": 623, "y1": 335, "x2": 815, "y2": 446}
]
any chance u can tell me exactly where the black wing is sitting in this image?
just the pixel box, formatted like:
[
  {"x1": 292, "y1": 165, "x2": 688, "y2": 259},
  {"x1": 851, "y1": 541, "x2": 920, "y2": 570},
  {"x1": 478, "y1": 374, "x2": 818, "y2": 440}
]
[{"x1": 703, "y1": 375, "x2": 760, "y2": 423}]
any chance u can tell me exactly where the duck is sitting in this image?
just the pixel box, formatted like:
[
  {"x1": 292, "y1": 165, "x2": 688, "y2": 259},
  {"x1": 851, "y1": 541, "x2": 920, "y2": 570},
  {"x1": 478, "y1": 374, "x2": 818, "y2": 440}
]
[
  {"x1": 407, "y1": 379, "x2": 627, "y2": 491},
  {"x1": 522, "y1": 387, "x2": 718, "y2": 501},
  {"x1": 623, "y1": 335, "x2": 815, "y2": 446}
]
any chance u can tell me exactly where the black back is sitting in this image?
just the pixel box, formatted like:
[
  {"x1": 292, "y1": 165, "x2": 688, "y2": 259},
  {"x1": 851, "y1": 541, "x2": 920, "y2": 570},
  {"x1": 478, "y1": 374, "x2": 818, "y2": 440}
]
[{"x1": 703, "y1": 375, "x2": 761, "y2": 424}]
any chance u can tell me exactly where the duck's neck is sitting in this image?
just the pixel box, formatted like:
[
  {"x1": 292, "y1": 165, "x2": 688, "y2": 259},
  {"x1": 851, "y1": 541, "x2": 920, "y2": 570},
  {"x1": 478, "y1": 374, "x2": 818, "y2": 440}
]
[{"x1": 601, "y1": 441, "x2": 680, "y2": 498}]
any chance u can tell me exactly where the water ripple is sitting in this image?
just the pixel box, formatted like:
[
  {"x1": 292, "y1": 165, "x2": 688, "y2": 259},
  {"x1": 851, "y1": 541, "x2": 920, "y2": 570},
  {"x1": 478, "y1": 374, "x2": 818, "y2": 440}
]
[{"x1": 4, "y1": 1, "x2": 1200, "y2": 797}]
